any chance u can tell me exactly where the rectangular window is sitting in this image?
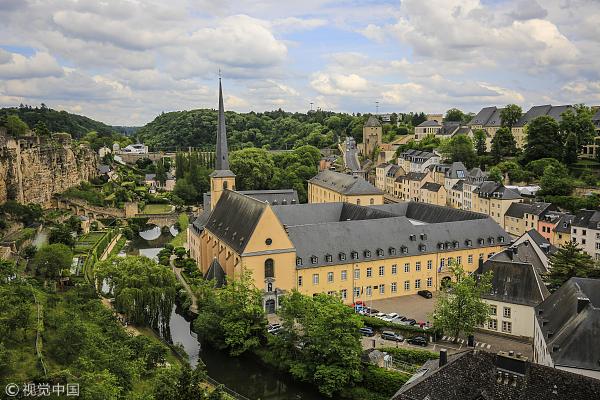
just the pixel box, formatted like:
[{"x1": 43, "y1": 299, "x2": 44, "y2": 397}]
[
  {"x1": 468, "y1": 255, "x2": 473, "y2": 264},
  {"x1": 426, "y1": 277, "x2": 432, "y2": 287},
  {"x1": 366, "y1": 286, "x2": 372, "y2": 296},
  {"x1": 404, "y1": 280, "x2": 410, "y2": 291},
  {"x1": 312, "y1": 274, "x2": 319, "y2": 285},
  {"x1": 379, "y1": 266, "x2": 385, "y2": 276},
  {"x1": 502, "y1": 321, "x2": 512, "y2": 333},
  {"x1": 456, "y1": 256, "x2": 462, "y2": 265},
  {"x1": 427, "y1": 260, "x2": 432, "y2": 270},
  {"x1": 440, "y1": 258, "x2": 445, "y2": 268},
  {"x1": 298, "y1": 276, "x2": 303, "y2": 287},
  {"x1": 391, "y1": 282, "x2": 397, "y2": 293},
  {"x1": 503, "y1": 307, "x2": 511, "y2": 318},
  {"x1": 354, "y1": 269, "x2": 360, "y2": 279},
  {"x1": 366, "y1": 267, "x2": 372, "y2": 277},
  {"x1": 391, "y1": 264, "x2": 397, "y2": 275},
  {"x1": 341, "y1": 289, "x2": 347, "y2": 300},
  {"x1": 490, "y1": 305, "x2": 497, "y2": 316},
  {"x1": 415, "y1": 261, "x2": 421, "y2": 271},
  {"x1": 354, "y1": 287, "x2": 361, "y2": 298},
  {"x1": 404, "y1": 263, "x2": 410, "y2": 273},
  {"x1": 488, "y1": 319, "x2": 498, "y2": 330},
  {"x1": 415, "y1": 279, "x2": 421, "y2": 289},
  {"x1": 379, "y1": 284, "x2": 385, "y2": 294},
  {"x1": 327, "y1": 272, "x2": 334, "y2": 283},
  {"x1": 341, "y1": 270, "x2": 347, "y2": 281}
]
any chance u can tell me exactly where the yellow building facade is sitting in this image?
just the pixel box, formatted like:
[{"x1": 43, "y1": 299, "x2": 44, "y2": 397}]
[{"x1": 308, "y1": 170, "x2": 384, "y2": 205}]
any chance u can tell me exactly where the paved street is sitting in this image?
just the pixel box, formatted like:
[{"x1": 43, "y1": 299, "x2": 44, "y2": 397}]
[{"x1": 343, "y1": 137, "x2": 361, "y2": 171}]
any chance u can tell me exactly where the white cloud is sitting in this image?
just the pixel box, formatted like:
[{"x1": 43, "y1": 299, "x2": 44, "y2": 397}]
[
  {"x1": 0, "y1": 51, "x2": 64, "y2": 80},
  {"x1": 310, "y1": 72, "x2": 369, "y2": 96}
]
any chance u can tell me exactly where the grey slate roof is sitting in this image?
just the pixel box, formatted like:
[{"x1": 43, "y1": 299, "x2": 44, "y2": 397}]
[
  {"x1": 571, "y1": 209, "x2": 600, "y2": 229},
  {"x1": 505, "y1": 202, "x2": 552, "y2": 219},
  {"x1": 364, "y1": 115, "x2": 382, "y2": 127},
  {"x1": 203, "y1": 189, "x2": 299, "y2": 211},
  {"x1": 417, "y1": 120, "x2": 441, "y2": 127},
  {"x1": 205, "y1": 258, "x2": 226, "y2": 287},
  {"x1": 593, "y1": 108, "x2": 600, "y2": 122},
  {"x1": 191, "y1": 210, "x2": 211, "y2": 232},
  {"x1": 536, "y1": 277, "x2": 600, "y2": 372},
  {"x1": 553, "y1": 214, "x2": 574, "y2": 233},
  {"x1": 406, "y1": 172, "x2": 428, "y2": 181},
  {"x1": 479, "y1": 259, "x2": 549, "y2": 306},
  {"x1": 485, "y1": 107, "x2": 504, "y2": 127},
  {"x1": 445, "y1": 162, "x2": 467, "y2": 179},
  {"x1": 204, "y1": 190, "x2": 267, "y2": 254},
  {"x1": 451, "y1": 180, "x2": 464, "y2": 191},
  {"x1": 476, "y1": 181, "x2": 522, "y2": 200},
  {"x1": 387, "y1": 164, "x2": 402, "y2": 176},
  {"x1": 286, "y1": 202, "x2": 508, "y2": 268},
  {"x1": 392, "y1": 349, "x2": 600, "y2": 400},
  {"x1": 309, "y1": 170, "x2": 383, "y2": 195},
  {"x1": 515, "y1": 104, "x2": 572, "y2": 127},
  {"x1": 469, "y1": 106, "x2": 497, "y2": 126},
  {"x1": 421, "y1": 182, "x2": 442, "y2": 192},
  {"x1": 399, "y1": 149, "x2": 437, "y2": 163}
]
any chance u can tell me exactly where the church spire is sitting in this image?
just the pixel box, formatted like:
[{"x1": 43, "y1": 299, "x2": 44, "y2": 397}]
[{"x1": 215, "y1": 77, "x2": 230, "y2": 171}]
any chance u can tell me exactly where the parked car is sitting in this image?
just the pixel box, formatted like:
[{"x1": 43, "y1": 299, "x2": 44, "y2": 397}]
[
  {"x1": 267, "y1": 323, "x2": 283, "y2": 335},
  {"x1": 374, "y1": 312, "x2": 387, "y2": 319},
  {"x1": 391, "y1": 316, "x2": 407, "y2": 324},
  {"x1": 403, "y1": 318, "x2": 417, "y2": 325},
  {"x1": 381, "y1": 312, "x2": 399, "y2": 322},
  {"x1": 359, "y1": 327, "x2": 375, "y2": 337},
  {"x1": 381, "y1": 331, "x2": 404, "y2": 342},
  {"x1": 407, "y1": 336, "x2": 428, "y2": 347},
  {"x1": 417, "y1": 290, "x2": 433, "y2": 299}
]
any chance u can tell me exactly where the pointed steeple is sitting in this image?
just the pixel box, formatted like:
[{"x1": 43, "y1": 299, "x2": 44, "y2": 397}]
[{"x1": 215, "y1": 78, "x2": 230, "y2": 171}]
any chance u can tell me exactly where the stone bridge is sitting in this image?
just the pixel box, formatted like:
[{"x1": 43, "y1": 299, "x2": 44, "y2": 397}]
[
  {"x1": 133, "y1": 213, "x2": 181, "y2": 228},
  {"x1": 55, "y1": 197, "x2": 131, "y2": 219}
]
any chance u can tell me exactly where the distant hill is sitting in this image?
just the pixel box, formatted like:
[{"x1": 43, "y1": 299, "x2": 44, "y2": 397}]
[{"x1": 0, "y1": 104, "x2": 117, "y2": 138}]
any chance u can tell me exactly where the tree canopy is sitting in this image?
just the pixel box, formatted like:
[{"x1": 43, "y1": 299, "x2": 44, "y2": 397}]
[
  {"x1": 499, "y1": 104, "x2": 522, "y2": 129},
  {"x1": 547, "y1": 241, "x2": 600, "y2": 289},
  {"x1": 523, "y1": 116, "x2": 563, "y2": 163},
  {"x1": 490, "y1": 127, "x2": 517, "y2": 162},
  {"x1": 31, "y1": 243, "x2": 73, "y2": 281},
  {"x1": 560, "y1": 104, "x2": 596, "y2": 146},
  {"x1": 439, "y1": 134, "x2": 477, "y2": 168}
]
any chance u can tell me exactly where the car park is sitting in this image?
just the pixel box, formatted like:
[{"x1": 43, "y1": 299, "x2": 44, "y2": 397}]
[
  {"x1": 403, "y1": 318, "x2": 417, "y2": 325},
  {"x1": 381, "y1": 331, "x2": 404, "y2": 342},
  {"x1": 374, "y1": 312, "x2": 387, "y2": 319},
  {"x1": 407, "y1": 336, "x2": 428, "y2": 347},
  {"x1": 359, "y1": 327, "x2": 375, "y2": 337},
  {"x1": 417, "y1": 290, "x2": 433, "y2": 299},
  {"x1": 391, "y1": 316, "x2": 407, "y2": 324}
]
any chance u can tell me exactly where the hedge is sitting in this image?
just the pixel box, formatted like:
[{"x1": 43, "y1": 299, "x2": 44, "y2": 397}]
[
  {"x1": 379, "y1": 347, "x2": 439, "y2": 364},
  {"x1": 361, "y1": 365, "x2": 409, "y2": 397}
]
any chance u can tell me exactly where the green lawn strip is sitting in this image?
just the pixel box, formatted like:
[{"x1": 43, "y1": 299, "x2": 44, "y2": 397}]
[{"x1": 142, "y1": 204, "x2": 173, "y2": 214}]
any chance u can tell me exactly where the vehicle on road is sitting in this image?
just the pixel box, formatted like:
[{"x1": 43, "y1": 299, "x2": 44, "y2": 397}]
[
  {"x1": 407, "y1": 336, "x2": 428, "y2": 347},
  {"x1": 359, "y1": 327, "x2": 375, "y2": 337},
  {"x1": 381, "y1": 331, "x2": 404, "y2": 342},
  {"x1": 418, "y1": 290, "x2": 433, "y2": 299},
  {"x1": 267, "y1": 323, "x2": 283, "y2": 335}
]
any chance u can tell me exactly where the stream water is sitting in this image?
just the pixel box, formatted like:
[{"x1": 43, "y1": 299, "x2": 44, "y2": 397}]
[{"x1": 127, "y1": 226, "x2": 324, "y2": 400}]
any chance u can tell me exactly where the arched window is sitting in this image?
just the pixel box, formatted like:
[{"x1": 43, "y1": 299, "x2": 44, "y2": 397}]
[
  {"x1": 370, "y1": 198, "x2": 374, "y2": 205},
  {"x1": 265, "y1": 258, "x2": 274, "y2": 278}
]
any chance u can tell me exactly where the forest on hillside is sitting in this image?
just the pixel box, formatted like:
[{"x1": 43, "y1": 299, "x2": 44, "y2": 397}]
[
  {"x1": 0, "y1": 104, "x2": 117, "y2": 138},
  {"x1": 137, "y1": 108, "x2": 427, "y2": 151}
]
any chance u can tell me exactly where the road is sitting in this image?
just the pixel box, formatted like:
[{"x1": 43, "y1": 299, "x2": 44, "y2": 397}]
[{"x1": 343, "y1": 137, "x2": 361, "y2": 172}]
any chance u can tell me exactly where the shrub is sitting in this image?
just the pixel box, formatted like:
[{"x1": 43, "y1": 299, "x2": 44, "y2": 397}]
[
  {"x1": 361, "y1": 365, "x2": 409, "y2": 397},
  {"x1": 339, "y1": 386, "x2": 389, "y2": 400}
]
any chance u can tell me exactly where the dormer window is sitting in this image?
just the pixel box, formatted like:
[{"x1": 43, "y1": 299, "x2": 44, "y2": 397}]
[
  {"x1": 488, "y1": 237, "x2": 495, "y2": 244},
  {"x1": 364, "y1": 250, "x2": 371, "y2": 258},
  {"x1": 465, "y1": 239, "x2": 472, "y2": 247},
  {"x1": 409, "y1": 234, "x2": 416, "y2": 241},
  {"x1": 420, "y1": 233, "x2": 427, "y2": 240},
  {"x1": 453, "y1": 241, "x2": 459, "y2": 249},
  {"x1": 389, "y1": 247, "x2": 396, "y2": 255},
  {"x1": 401, "y1": 246, "x2": 408, "y2": 254},
  {"x1": 498, "y1": 236, "x2": 505, "y2": 243},
  {"x1": 311, "y1": 255, "x2": 318, "y2": 264},
  {"x1": 351, "y1": 251, "x2": 359, "y2": 260},
  {"x1": 478, "y1": 238, "x2": 485, "y2": 245},
  {"x1": 296, "y1": 257, "x2": 302, "y2": 266},
  {"x1": 419, "y1": 244, "x2": 426, "y2": 252},
  {"x1": 339, "y1": 252, "x2": 346, "y2": 261},
  {"x1": 325, "y1": 254, "x2": 332, "y2": 263},
  {"x1": 438, "y1": 243, "x2": 445, "y2": 250}
]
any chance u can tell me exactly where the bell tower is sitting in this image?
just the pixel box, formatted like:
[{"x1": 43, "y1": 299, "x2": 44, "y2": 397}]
[{"x1": 210, "y1": 77, "x2": 236, "y2": 209}]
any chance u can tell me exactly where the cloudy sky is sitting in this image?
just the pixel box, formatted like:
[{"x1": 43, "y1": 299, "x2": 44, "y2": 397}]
[{"x1": 1, "y1": 0, "x2": 599, "y2": 125}]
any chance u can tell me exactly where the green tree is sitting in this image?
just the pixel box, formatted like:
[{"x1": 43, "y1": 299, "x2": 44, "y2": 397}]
[
  {"x1": 173, "y1": 178, "x2": 198, "y2": 204},
  {"x1": 273, "y1": 291, "x2": 363, "y2": 397},
  {"x1": 230, "y1": 147, "x2": 275, "y2": 190},
  {"x1": 499, "y1": 104, "x2": 522, "y2": 129},
  {"x1": 80, "y1": 370, "x2": 122, "y2": 400},
  {"x1": 31, "y1": 243, "x2": 73, "y2": 280},
  {"x1": 49, "y1": 223, "x2": 75, "y2": 246},
  {"x1": 560, "y1": 104, "x2": 596, "y2": 146},
  {"x1": 432, "y1": 262, "x2": 492, "y2": 342},
  {"x1": 33, "y1": 120, "x2": 51, "y2": 136},
  {"x1": 6, "y1": 114, "x2": 29, "y2": 136},
  {"x1": 525, "y1": 158, "x2": 562, "y2": 178},
  {"x1": 490, "y1": 127, "x2": 517, "y2": 162},
  {"x1": 473, "y1": 129, "x2": 487, "y2": 155},
  {"x1": 539, "y1": 163, "x2": 573, "y2": 196},
  {"x1": 487, "y1": 167, "x2": 503, "y2": 183},
  {"x1": 563, "y1": 132, "x2": 578, "y2": 165},
  {"x1": 523, "y1": 116, "x2": 563, "y2": 163},
  {"x1": 155, "y1": 159, "x2": 167, "y2": 186},
  {"x1": 547, "y1": 241, "x2": 598, "y2": 289},
  {"x1": 439, "y1": 134, "x2": 477, "y2": 168},
  {"x1": 444, "y1": 108, "x2": 466, "y2": 122}
]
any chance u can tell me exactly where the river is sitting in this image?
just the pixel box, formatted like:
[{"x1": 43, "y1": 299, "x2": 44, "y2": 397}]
[{"x1": 128, "y1": 225, "x2": 325, "y2": 400}]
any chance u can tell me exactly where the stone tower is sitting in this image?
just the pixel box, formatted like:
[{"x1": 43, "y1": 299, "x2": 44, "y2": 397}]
[
  {"x1": 362, "y1": 115, "x2": 382, "y2": 158},
  {"x1": 209, "y1": 78, "x2": 236, "y2": 210}
]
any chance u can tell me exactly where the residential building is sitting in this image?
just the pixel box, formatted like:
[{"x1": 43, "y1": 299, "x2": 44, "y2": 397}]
[
  {"x1": 512, "y1": 104, "x2": 573, "y2": 148},
  {"x1": 571, "y1": 209, "x2": 600, "y2": 259},
  {"x1": 504, "y1": 202, "x2": 555, "y2": 238},
  {"x1": 463, "y1": 168, "x2": 487, "y2": 211},
  {"x1": 538, "y1": 212, "x2": 573, "y2": 245},
  {"x1": 308, "y1": 170, "x2": 384, "y2": 205},
  {"x1": 473, "y1": 181, "x2": 522, "y2": 228},
  {"x1": 448, "y1": 180, "x2": 465, "y2": 209},
  {"x1": 392, "y1": 349, "x2": 600, "y2": 400},
  {"x1": 534, "y1": 277, "x2": 600, "y2": 380},
  {"x1": 477, "y1": 231, "x2": 552, "y2": 339},
  {"x1": 468, "y1": 106, "x2": 504, "y2": 150},
  {"x1": 443, "y1": 162, "x2": 468, "y2": 193},
  {"x1": 374, "y1": 163, "x2": 391, "y2": 192},
  {"x1": 385, "y1": 164, "x2": 404, "y2": 195},
  {"x1": 552, "y1": 214, "x2": 574, "y2": 246},
  {"x1": 362, "y1": 115, "x2": 382, "y2": 157},
  {"x1": 318, "y1": 155, "x2": 337, "y2": 171},
  {"x1": 405, "y1": 171, "x2": 432, "y2": 202},
  {"x1": 420, "y1": 182, "x2": 447, "y2": 207},
  {"x1": 398, "y1": 149, "x2": 440, "y2": 173},
  {"x1": 414, "y1": 120, "x2": 441, "y2": 140}
]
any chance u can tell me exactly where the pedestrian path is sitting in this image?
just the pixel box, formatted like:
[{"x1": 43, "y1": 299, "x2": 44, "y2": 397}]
[{"x1": 441, "y1": 335, "x2": 491, "y2": 349}]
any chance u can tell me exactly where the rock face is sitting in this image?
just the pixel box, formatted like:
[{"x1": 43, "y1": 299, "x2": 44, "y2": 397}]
[{"x1": 0, "y1": 131, "x2": 98, "y2": 207}]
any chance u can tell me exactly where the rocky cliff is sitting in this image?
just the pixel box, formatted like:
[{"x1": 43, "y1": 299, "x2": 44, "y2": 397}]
[{"x1": 0, "y1": 131, "x2": 98, "y2": 207}]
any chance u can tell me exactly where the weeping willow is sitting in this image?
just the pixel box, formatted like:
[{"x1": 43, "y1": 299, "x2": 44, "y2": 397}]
[{"x1": 95, "y1": 256, "x2": 177, "y2": 337}]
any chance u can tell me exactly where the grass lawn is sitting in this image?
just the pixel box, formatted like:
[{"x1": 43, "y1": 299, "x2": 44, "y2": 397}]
[
  {"x1": 142, "y1": 204, "x2": 173, "y2": 214},
  {"x1": 170, "y1": 230, "x2": 187, "y2": 247}
]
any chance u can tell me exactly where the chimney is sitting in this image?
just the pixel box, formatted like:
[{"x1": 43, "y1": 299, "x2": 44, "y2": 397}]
[
  {"x1": 577, "y1": 297, "x2": 590, "y2": 313},
  {"x1": 496, "y1": 351, "x2": 528, "y2": 376},
  {"x1": 506, "y1": 247, "x2": 514, "y2": 260},
  {"x1": 513, "y1": 245, "x2": 518, "y2": 255},
  {"x1": 439, "y1": 349, "x2": 448, "y2": 367}
]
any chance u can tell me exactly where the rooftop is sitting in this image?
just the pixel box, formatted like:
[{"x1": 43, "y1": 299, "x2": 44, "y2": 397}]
[{"x1": 309, "y1": 170, "x2": 383, "y2": 196}]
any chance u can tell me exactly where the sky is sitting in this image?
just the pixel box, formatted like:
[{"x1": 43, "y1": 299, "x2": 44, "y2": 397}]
[{"x1": 0, "y1": 0, "x2": 599, "y2": 126}]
